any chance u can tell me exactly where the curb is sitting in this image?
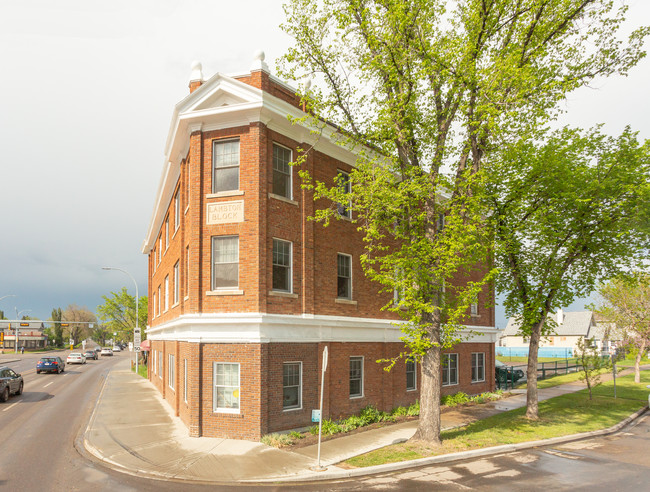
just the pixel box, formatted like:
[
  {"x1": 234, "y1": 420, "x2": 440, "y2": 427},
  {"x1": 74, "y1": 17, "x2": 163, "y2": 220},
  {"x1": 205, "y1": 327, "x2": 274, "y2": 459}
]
[{"x1": 246, "y1": 405, "x2": 649, "y2": 483}]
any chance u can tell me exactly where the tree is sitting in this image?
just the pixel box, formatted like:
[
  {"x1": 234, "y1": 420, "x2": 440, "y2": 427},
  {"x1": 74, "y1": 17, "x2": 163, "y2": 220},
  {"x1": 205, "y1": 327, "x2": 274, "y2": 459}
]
[
  {"x1": 62, "y1": 304, "x2": 97, "y2": 346},
  {"x1": 96, "y1": 288, "x2": 148, "y2": 343},
  {"x1": 91, "y1": 324, "x2": 112, "y2": 347},
  {"x1": 0, "y1": 310, "x2": 5, "y2": 320},
  {"x1": 487, "y1": 126, "x2": 649, "y2": 419},
  {"x1": 280, "y1": 0, "x2": 648, "y2": 443},
  {"x1": 576, "y1": 336, "x2": 609, "y2": 399},
  {"x1": 596, "y1": 273, "x2": 650, "y2": 383},
  {"x1": 51, "y1": 307, "x2": 64, "y2": 347}
]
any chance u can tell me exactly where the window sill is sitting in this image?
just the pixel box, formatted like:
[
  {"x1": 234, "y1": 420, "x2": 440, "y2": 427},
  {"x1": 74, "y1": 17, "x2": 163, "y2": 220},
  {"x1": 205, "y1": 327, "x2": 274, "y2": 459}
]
[
  {"x1": 471, "y1": 379, "x2": 486, "y2": 384},
  {"x1": 206, "y1": 290, "x2": 244, "y2": 296},
  {"x1": 172, "y1": 228, "x2": 179, "y2": 240},
  {"x1": 470, "y1": 314, "x2": 481, "y2": 318},
  {"x1": 171, "y1": 302, "x2": 180, "y2": 309},
  {"x1": 335, "y1": 298, "x2": 357, "y2": 305},
  {"x1": 184, "y1": 205, "x2": 190, "y2": 215},
  {"x1": 269, "y1": 193, "x2": 298, "y2": 206},
  {"x1": 349, "y1": 395, "x2": 364, "y2": 400},
  {"x1": 207, "y1": 191, "x2": 244, "y2": 199},
  {"x1": 442, "y1": 383, "x2": 459, "y2": 387},
  {"x1": 406, "y1": 388, "x2": 418, "y2": 392},
  {"x1": 282, "y1": 406, "x2": 303, "y2": 413},
  {"x1": 269, "y1": 290, "x2": 298, "y2": 298},
  {"x1": 214, "y1": 409, "x2": 241, "y2": 415},
  {"x1": 184, "y1": 296, "x2": 190, "y2": 301}
]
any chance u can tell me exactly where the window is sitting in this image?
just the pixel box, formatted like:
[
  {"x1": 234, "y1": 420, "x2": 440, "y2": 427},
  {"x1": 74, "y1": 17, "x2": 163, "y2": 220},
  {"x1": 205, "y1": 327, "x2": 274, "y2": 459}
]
[
  {"x1": 349, "y1": 356, "x2": 363, "y2": 398},
  {"x1": 337, "y1": 253, "x2": 352, "y2": 299},
  {"x1": 213, "y1": 362, "x2": 240, "y2": 412},
  {"x1": 158, "y1": 350, "x2": 163, "y2": 379},
  {"x1": 213, "y1": 139, "x2": 240, "y2": 193},
  {"x1": 164, "y1": 275, "x2": 169, "y2": 311},
  {"x1": 406, "y1": 360, "x2": 416, "y2": 391},
  {"x1": 471, "y1": 353, "x2": 485, "y2": 383},
  {"x1": 168, "y1": 354, "x2": 175, "y2": 390},
  {"x1": 186, "y1": 246, "x2": 190, "y2": 296},
  {"x1": 173, "y1": 261, "x2": 180, "y2": 304},
  {"x1": 184, "y1": 359, "x2": 188, "y2": 403},
  {"x1": 470, "y1": 302, "x2": 478, "y2": 316},
  {"x1": 158, "y1": 237, "x2": 162, "y2": 263},
  {"x1": 165, "y1": 217, "x2": 169, "y2": 250},
  {"x1": 152, "y1": 292, "x2": 156, "y2": 318},
  {"x1": 272, "y1": 239, "x2": 292, "y2": 292},
  {"x1": 437, "y1": 213, "x2": 445, "y2": 232},
  {"x1": 153, "y1": 350, "x2": 157, "y2": 374},
  {"x1": 152, "y1": 249, "x2": 156, "y2": 273},
  {"x1": 174, "y1": 190, "x2": 180, "y2": 230},
  {"x1": 442, "y1": 354, "x2": 458, "y2": 386},
  {"x1": 272, "y1": 143, "x2": 292, "y2": 199},
  {"x1": 337, "y1": 170, "x2": 351, "y2": 218},
  {"x1": 212, "y1": 236, "x2": 239, "y2": 290},
  {"x1": 157, "y1": 285, "x2": 161, "y2": 315},
  {"x1": 283, "y1": 362, "x2": 302, "y2": 410}
]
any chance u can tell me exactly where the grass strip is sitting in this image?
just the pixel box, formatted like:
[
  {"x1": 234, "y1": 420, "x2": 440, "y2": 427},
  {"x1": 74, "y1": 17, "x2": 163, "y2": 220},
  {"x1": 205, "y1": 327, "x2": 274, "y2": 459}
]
[{"x1": 346, "y1": 372, "x2": 648, "y2": 468}]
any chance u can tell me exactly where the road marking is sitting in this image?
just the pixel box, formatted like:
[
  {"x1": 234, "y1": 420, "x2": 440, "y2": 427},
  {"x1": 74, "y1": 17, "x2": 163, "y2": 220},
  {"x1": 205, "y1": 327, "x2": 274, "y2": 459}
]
[
  {"x1": 2, "y1": 402, "x2": 19, "y2": 412},
  {"x1": 44, "y1": 381, "x2": 54, "y2": 388}
]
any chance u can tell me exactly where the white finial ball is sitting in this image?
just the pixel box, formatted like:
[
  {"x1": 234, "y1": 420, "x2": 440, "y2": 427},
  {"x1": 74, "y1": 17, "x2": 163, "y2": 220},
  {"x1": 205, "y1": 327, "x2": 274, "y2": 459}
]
[{"x1": 253, "y1": 50, "x2": 265, "y2": 62}]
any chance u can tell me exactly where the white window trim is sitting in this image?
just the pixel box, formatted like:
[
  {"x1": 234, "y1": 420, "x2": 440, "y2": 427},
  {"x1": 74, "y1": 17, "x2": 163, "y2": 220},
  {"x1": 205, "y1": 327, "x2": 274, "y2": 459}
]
[
  {"x1": 153, "y1": 349, "x2": 157, "y2": 375},
  {"x1": 184, "y1": 359, "x2": 188, "y2": 404},
  {"x1": 213, "y1": 362, "x2": 241, "y2": 414},
  {"x1": 211, "y1": 235, "x2": 239, "y2": 291},
  {"x1": 406, "y1": 360, "x2": 417, "y2": 392},
  {"x1": 212, "y1": 138, "x2": 240, "y2": 194},
  {"x1": 336, "y1": 169, "x2": 352, "y2": 219},
  {"x1": 174, "y1": 190, "x2": 180, "y2": 231},
  {"x1": 282, "y1": 361, "x2": 303, "y2": 412},
  {"x1": 337, "y1": 252, "x2": 353, "y2": 300},
  {"x1": 349, "y1": 356, "x2": 364, "y2": 399},
  {"x1": 165, "y1": 217, "x2": 169, "y2": 252},
  {"x1": 471, "y1": 352, "x2": 486, "y2": 383},
  {"x1": 272, "y1": 238, "x2": 293, "y2": 293},
  {"x1": 157, "y1": 286, "x2": 161, "y2": 316},
  {"x1": 168, "y1": 353, "x2": 175, "y2": 390},
  {"x1": 470, "y1": 301, "x2": 479, "y2": 316},
  {"x1": 272, "y1": 142, "x2": 293, "y2": 200},
  {"x1": 173, "y1": 261, "x2": 180, "y2": 305},
  {"x1": 164, "y1": 275, "x2": 169, "y2": 312},
  {"x1": 152, "y1": 292, "x2": 156, "y2": 319},
  {"x1": 442, "y1": 353, "x2": 459, "y2": 387},
  {"x1": 158, "y1": 350, "x2": 163, "y2": 379}
]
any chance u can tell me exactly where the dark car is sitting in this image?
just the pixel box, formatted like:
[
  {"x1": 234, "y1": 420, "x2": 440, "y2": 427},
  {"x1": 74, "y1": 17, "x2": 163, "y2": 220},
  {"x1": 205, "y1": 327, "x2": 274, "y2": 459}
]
[
  {"x1": 495, "y1": 360, "x2": 525, "y2": 384},
  {"x1": 83, "y1": 350, "x2": 98, "y2": 361},
  {"x1": 36, "y1": 356, "x2": 65, "y2": 374},
  {"x1": 0, "y1": 366, "x2": 23, "y2": 402}
]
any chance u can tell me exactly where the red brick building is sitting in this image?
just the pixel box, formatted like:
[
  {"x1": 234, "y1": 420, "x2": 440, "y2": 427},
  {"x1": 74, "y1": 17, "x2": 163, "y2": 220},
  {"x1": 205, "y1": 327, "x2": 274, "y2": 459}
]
[{"x1": 142, "y1": 54, "x2": 498, "y2": 441}]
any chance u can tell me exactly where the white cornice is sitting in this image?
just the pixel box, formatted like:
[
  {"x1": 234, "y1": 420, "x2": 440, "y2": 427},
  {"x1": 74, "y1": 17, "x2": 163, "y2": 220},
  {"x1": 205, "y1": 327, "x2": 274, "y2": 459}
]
[{"x1": 145, "y1": 313, "x2": 499, "y2": 345}]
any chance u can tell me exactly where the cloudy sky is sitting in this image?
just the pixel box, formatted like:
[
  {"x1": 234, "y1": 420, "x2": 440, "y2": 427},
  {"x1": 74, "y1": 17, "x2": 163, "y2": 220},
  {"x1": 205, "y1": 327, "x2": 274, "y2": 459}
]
[{"x1": 0, "y1": 0, "x2": 648, "y2": 327}]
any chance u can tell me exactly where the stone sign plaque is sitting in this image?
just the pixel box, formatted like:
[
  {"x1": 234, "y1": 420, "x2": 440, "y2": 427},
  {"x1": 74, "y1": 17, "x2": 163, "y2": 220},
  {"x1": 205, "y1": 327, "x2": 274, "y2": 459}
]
[{"x1": 207, "y1": 200, "x2": 244, "y2": 225}]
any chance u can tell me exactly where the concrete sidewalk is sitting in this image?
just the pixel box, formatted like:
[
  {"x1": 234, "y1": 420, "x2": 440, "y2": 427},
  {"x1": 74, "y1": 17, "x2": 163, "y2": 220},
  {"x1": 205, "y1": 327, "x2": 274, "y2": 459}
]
[{"x1": 83, "y1": 359, "x2": 648, "y2": 483}]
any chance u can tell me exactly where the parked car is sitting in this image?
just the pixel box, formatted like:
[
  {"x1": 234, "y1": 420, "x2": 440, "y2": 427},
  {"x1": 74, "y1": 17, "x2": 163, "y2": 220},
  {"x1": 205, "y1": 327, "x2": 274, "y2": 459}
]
[
  {"x1": 0, "y1": 366, "x2": 23, "y2": 402},
  {"x1": 100, "y1": 348, "x2": 113, "y2": 356},
  {"x1": 36, "y1": 356, "x2": 65, "y2": 374},
  {"x1": 94, "y1": 346, "x2": 102, "y2": 353},
  {"x1": 67, "y1": 352, "x2": 86, "y2": 364},
  {"x1": 495, "y1": 360, "x2": 525, "y2": 384},
  {"x1": 112, "y1": 345, "x2": 122, "y2": 352},
  {"x1": 84, "y1": 350, "x2": 98, "y2": 360}
]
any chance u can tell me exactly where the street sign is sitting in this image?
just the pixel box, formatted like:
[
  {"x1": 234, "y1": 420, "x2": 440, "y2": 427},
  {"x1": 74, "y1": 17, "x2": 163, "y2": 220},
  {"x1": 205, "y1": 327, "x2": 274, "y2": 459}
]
[{"x1": 311, "y1": 410, "x2": 321, "y2": 423}]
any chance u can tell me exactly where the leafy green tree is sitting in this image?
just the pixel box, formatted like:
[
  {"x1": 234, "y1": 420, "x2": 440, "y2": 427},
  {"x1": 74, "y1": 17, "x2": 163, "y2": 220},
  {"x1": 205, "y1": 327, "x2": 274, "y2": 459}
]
[
  {"x1": 51, "y1": 307, "x2": 63, "y2": 347},
  {"x1": 576, "y1": 336, "x2": 610, "y2": 399},
  {"x1": 62, "y1": 304, "x2": 97, "y2": 346},
  {"x1": 0, "y1": 310, "x2": 5, "y2": 320},
  {"x1": 596, "y1": 273, "x2": 650, "y2": 383},
  {"x1": 487, "y1": 126, "x2": 649, "y2": 419},
  {"x1": 96, "y1": 288, "x2": 148, "y2": 343},
  {"x1": 91, "y1": 324, "x2": 112, "y2": 347},
  {"x1": 280, "y1": 0, "x2": 648, "y2": 443}
]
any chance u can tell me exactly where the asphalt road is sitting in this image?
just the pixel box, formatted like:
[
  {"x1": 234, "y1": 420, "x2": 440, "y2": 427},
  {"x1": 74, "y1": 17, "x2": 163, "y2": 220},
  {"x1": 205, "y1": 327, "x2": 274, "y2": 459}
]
[{"x1": 0, "y1": 350, "x2": 647, "y2": 491}]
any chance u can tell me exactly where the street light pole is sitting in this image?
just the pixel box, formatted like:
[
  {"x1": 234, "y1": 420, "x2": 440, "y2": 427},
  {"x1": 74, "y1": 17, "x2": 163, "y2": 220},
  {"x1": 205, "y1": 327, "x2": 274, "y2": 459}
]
[
  {"x1": 14, "y1": 308, "x2": 31, "y2": 354},
  {"x1": 102, "y1": 267, "x2": 139, "y2": 375}
]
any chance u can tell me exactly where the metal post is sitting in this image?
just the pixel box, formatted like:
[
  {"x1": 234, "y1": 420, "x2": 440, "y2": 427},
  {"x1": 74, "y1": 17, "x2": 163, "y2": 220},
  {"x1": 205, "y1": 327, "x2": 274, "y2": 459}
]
[{"x1": 312, "y1": 346, "x2": 328, "y2": 472}]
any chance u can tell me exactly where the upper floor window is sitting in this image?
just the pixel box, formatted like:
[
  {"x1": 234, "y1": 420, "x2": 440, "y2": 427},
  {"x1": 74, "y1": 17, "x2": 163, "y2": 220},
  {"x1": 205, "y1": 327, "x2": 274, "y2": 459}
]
[
  {"x1": 272, "y1": 143, "x2": 292, "y2": 199},
  {"x1": 272, "y1": 239, "x2": 292, "y2": 292},
  {"x1": 164, "y1": 275, "x2": 169, "y2": 312},
  {"x1": 174, "y1": 190, "x2": 180, "y2": 230},
  {"x1": 213, "y1": 139, "x2": 240, "y2": 193},
  {"x1": 470, "y1": 301, "x2": 479, "y2": 316},
  {"x1": 337, "y1": 170, "x2": 351, "y2": 218},
  {"x1": 212, "y1": 236, "x2": 239, "y2": 290},
  {"x1": 173, "y1": 261, "x2": 180, "y2": 304},
  {"x1": 165, "y1": 217, "x2": 169, "y2": 250},
  {"x1": 337, "y1": 253, "x2": 352, "y2": 299}
]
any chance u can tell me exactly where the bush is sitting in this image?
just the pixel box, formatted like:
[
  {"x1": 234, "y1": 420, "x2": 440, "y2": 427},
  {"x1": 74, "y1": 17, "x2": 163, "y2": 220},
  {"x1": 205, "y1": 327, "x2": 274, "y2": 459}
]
[
  {"x1": 289, "y1": 431, "x2": 304, "y2": 440},
  {"x1": 391, "y1": 405, "x2": 408, "y2": 417},
  {"x1": 441, "y1": 392, "x2": 470, "y2": 407},
  {"x1": 407, "y1": 400, "x2": 420, "y2": 416},
  {"x1": 261, "y1": 433, "x2": 294, "y2": 447}
]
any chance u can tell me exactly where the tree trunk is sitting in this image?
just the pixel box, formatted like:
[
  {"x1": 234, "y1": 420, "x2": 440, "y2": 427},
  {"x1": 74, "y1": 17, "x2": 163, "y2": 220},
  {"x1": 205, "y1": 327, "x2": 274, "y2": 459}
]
[
  {"x1": 411, "y1": 313, "x2": 442, "y2": 445},
  {"x1": 525, "y1": 319, "x2": 544, "y2": 419},
  {"x1": 634, "y1": 339, "x2": 646, "y2": 384}
]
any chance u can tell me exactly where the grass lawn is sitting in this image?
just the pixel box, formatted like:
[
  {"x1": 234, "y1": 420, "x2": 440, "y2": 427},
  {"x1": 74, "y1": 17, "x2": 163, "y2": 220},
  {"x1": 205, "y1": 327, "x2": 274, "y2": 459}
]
[
  {"x1": 346, "y1": 372, "x2": 649, "y2": 468},
  {"x1": 616, "y1": 358, "x2": 649, "y2": 368},
  {"x1": 131, "y1": 362, "x2": 148, "y2": 378}
]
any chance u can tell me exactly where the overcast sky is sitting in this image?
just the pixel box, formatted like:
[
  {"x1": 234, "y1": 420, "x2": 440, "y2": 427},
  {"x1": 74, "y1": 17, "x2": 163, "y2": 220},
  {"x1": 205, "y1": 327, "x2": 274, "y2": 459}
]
[{"x1": 0, "y1": 1, "x2": 648, "y2": 327}]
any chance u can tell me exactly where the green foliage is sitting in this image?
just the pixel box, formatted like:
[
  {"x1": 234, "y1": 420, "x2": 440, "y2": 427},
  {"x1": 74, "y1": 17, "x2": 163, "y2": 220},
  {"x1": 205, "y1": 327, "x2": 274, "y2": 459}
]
[
  {"x1": 289, "y1": 431, "x2": 304, "y2": 440},
  {"x1": 441, "y1": 392, "x2": 470, "y2": 407},
  {"x1": 51, "y1": 307, "x2": 63, "y2": 347},
  {"x1": 261, "y1": 433, "x2": 294, "y2": 448},
  {"x1": 96, "y1": 288, "x2": 148, "y2": 343},
  {"x1": 576, "y1": 337, "x2": 611, "y2": 399}
]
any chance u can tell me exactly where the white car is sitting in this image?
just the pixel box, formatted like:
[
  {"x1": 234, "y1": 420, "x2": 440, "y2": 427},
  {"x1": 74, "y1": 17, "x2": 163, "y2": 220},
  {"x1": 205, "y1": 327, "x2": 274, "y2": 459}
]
[
  {"x1": 66, "y1": 352, "x2": 86, "y2": 364},
  {"x1": 100, "y1": 348, "x2": 113, "y2": 356},
  {"x1": 112, "y1": 345, "x2": 122, "y2": 352}
]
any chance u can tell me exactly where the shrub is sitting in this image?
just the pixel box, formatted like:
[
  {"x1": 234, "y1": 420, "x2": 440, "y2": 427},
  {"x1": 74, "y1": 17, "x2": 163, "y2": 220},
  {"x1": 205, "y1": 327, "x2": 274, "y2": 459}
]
[
  {"x1": 391, "y1": 405, "x2": 408, "y2": 417},
  {"x1": 289, "y1": 431, "x2": 304, "y2": 440},
  {"x1": 261, "y1": 433, "x2": 293, "y2": 448},
  {"x1": 441, "y1": 392, "x2": 470, "y2": 407},
  {"x1": 407, "y1": 400, "x2": 420, "y2": 416}
]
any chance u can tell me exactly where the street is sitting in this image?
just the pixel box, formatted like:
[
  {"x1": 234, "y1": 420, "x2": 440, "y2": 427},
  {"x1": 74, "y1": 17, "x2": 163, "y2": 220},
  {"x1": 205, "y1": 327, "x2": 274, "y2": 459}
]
[{"x1": 0, "y1": 351, "x2": 647, "y2": 491}]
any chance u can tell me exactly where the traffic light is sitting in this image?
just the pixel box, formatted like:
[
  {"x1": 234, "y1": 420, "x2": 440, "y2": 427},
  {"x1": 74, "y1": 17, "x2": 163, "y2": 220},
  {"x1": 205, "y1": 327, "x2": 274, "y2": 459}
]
[{"x1": 1, "y1": 332, "x2": 4, "y2": 343}]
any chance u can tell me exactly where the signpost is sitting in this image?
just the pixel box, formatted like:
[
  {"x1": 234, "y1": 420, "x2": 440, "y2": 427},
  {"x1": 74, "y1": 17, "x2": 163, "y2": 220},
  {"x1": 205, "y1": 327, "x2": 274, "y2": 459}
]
[{"x1": 312, "y1": 346, "x2": 329, "y2": 472}]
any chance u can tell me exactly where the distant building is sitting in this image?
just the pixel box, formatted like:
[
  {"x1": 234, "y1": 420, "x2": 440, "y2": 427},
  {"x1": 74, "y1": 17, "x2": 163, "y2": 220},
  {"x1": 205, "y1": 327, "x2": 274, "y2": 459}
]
[
  {"x1": 142, "y1": 54, "x2": 499, "y2": 440},
  {"x1": 499, "y1": 309, "x2": 616, "y2": 357},
  {"x1": 0, "y1": 321, "x2": 48, "y2": 350}
]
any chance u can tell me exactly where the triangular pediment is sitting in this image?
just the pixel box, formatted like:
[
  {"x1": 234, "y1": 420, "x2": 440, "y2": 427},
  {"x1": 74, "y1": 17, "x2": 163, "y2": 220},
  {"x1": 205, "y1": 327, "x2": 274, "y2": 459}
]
[{"x1": 179, "y1": 74, "x2": 262, "y2": 115}]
